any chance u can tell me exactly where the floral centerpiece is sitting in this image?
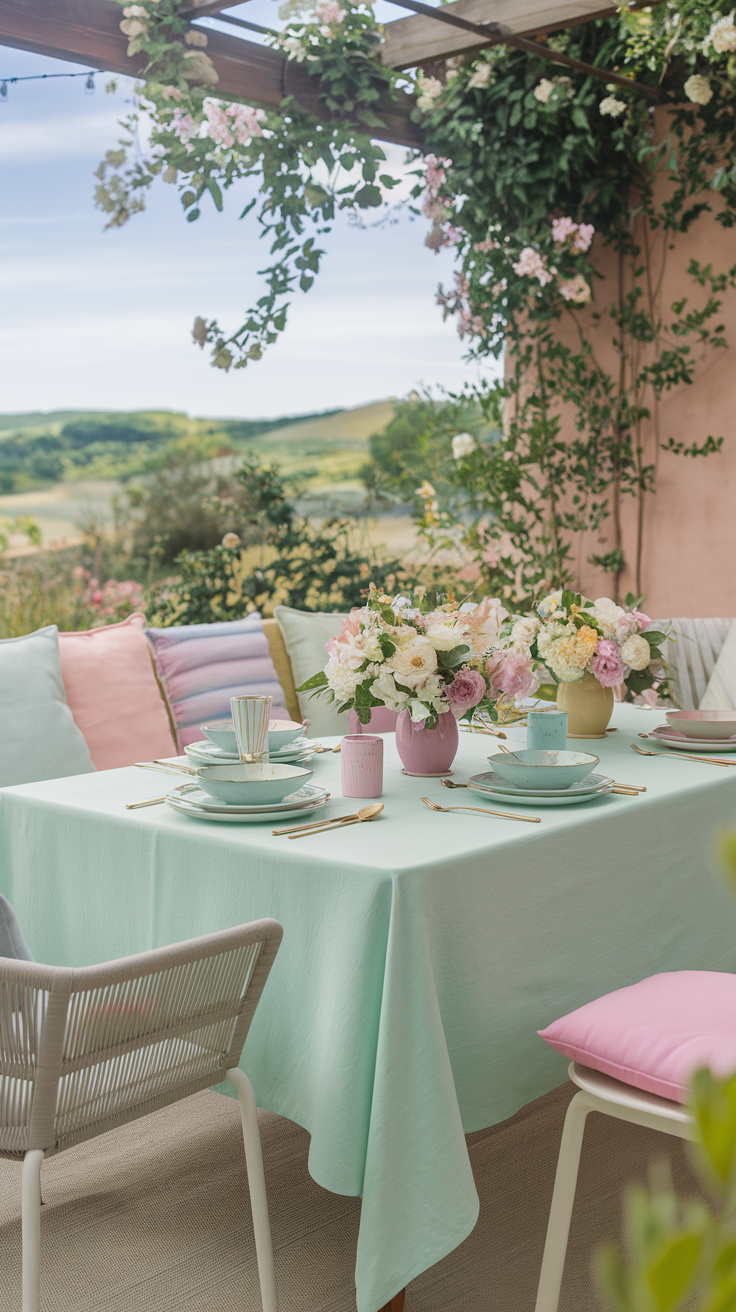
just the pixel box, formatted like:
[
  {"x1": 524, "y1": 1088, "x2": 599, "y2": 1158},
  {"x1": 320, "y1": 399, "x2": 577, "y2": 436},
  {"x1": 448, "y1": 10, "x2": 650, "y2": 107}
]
[
  {"x1": 297, "y1": 585, "x2": 539, "y2": 731},
  {"x1": 513, "y1": 589, "x2": 669, "y2": 704}
]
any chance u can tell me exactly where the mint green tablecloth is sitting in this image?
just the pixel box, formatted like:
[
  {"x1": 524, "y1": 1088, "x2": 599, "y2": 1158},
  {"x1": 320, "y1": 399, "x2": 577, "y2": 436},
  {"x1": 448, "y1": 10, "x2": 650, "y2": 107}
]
[{"x1": 2, "y1": 705, "x2": 736, "y2": 1311}]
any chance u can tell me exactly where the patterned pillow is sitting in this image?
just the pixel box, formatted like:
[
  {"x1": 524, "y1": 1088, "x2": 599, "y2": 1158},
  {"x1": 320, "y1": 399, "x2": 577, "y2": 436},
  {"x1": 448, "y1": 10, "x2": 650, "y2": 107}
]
[{"x1": 146, "y1": 615, "x2": 288, "y2": 747}]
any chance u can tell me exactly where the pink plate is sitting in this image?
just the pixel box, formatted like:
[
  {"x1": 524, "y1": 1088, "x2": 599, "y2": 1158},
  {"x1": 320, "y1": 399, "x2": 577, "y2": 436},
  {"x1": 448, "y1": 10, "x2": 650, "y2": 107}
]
[
  {"x1": 651, "y1": 725, "x2": 736, "y2": 751},
  {"x1": 666, "y1": 709, "x2": 736, "y2": 740}
]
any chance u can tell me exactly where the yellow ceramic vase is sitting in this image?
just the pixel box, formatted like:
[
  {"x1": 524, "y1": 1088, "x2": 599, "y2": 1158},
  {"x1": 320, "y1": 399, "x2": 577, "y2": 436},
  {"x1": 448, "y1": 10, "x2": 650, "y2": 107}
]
[{"x1": 556, "y1": 674, "x2": 614, "y2": 739}]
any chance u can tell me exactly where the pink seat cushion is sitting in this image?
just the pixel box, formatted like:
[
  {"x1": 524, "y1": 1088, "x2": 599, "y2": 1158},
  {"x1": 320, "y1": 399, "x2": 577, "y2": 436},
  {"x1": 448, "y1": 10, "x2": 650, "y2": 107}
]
[
  {"x1": 58, "y1": 614, "x2": 178, "y2": 770},
  {"x1": 145, "y1": 615, "x2": 288, "y2": 747},
  {"x1": 538, "y1": 971, "x2": 736, "y2": 1104}
]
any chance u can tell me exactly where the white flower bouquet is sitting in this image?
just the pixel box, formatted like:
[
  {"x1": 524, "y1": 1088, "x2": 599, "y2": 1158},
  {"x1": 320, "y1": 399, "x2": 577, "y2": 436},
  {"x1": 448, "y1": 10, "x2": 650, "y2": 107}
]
[
  {"x1": 297, "y1": 585, "x2": 539, "y2": 728},
  {"x1": 513, "y1": 588, "x2": 670, "y2": 703}
]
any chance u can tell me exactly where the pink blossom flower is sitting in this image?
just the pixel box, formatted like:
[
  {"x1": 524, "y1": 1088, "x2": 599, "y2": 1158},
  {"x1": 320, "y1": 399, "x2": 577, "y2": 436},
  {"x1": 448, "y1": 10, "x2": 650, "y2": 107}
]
[
  {"x1": 171, "y1": 108, "x2": 197, "y2": 144},
  {"x1": 573, "y1": 223, "x2": 594, "y2": 251},
  {"x1": 551, "y1": 216, "x2": 577, "y2": 243},
  {"x1": 512, "y1": 247, "x2": 553, "y2": 286},
  {"x1": 592, "y1": 639, "x2": 626, "y2": 688},
  {"x1": 630, "y1": 608, "x2": 652, "y2": 629},
  {"x1": 315, "y1": 0, "x2": 346, "y2": 25},
  {"x1": 486, "y1": 650, "x2": 539, "y2": 700},
  {"x1": 446, "y1": 667, "x2": 487, "y2": 717},
  {"x1": 338, "y1": 608, "x2": 363, "y2": 642},
  {"x1": 640, "y1": 687, "x2": 660, "y2": 708}
]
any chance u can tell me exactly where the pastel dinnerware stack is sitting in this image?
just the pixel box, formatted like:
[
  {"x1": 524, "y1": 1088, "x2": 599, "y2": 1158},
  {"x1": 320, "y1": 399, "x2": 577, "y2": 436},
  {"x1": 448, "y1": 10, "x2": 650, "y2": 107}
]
[
  {"x1": 647, "y1": 710, "x2": 736, "y2": 753},
  {"x1": 184, "y1": 719, "x2": 314, "y2": 768},
  {"x1": 467, "y1": 749, "x2": 614, "y2": 808}
]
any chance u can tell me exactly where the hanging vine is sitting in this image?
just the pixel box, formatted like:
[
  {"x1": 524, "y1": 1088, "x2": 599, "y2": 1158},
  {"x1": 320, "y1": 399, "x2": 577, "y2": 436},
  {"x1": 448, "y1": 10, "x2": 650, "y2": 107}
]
[{"x1": 97, "y1": 1, "x2": 736, "y2": 603}]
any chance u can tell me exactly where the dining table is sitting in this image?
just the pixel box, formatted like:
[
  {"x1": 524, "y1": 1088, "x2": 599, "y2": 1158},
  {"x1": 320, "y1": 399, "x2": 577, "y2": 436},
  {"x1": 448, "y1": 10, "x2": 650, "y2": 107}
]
[{"x1": 1, "y1": 703, "x2": 736, "y2": 1312}]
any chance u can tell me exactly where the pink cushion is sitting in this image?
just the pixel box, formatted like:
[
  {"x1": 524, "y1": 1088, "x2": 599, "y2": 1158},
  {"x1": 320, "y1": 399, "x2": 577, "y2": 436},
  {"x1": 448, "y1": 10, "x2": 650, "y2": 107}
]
[
  {"x1": 58, "y1": 614, "x2": 178, "y2": 770},
  {"x1": 538, "y1": 971, "x2": 736, "y2": 1104},
  {"x1": 145, "y1": 615, "x2": 288, "y2": 747}
]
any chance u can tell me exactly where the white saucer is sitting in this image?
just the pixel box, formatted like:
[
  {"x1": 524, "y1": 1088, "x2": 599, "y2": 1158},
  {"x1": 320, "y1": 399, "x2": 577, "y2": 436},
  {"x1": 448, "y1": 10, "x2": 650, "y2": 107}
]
[
  {"x1": 185, "y1": 740, "x2": 314, "y2": 766},
  {"x1": 467, "y1": 781, "x2": 614, "y2": 807},
  {"x1": 649, "y1": 727, "x2": 736, "y2": 753},
  {"x1": 166, "y1": 783, "x2": 329, "y2": 822},
  {"x1": 469, "y1": 770, "x2": 612, "y2": 798}
]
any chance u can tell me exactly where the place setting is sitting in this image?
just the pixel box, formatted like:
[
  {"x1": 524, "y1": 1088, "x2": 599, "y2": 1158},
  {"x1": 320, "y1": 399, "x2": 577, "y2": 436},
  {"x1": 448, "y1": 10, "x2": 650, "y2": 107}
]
[
  {"x1": 184, "y1": 716, "x2": 318, "y2": 767},
  {"x1": 427, "y1": 709, "x2": 646, "y2": 815},
  {"x1": 633, "y1": 709, "x2": 736, "y2": 765},
  {"x1": 129, "y1": 696, "x2": 330, "y2": 824}
]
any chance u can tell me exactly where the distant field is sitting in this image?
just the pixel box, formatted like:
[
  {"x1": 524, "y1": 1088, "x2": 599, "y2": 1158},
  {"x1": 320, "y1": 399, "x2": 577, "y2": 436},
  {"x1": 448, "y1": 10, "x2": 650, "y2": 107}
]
[{"x1": 0, "y1": 400, "x2": 400, "y2": 555}]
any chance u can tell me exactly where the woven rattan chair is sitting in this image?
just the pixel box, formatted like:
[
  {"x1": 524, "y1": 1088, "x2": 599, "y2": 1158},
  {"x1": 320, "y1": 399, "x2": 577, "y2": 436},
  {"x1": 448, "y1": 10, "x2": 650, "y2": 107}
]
[{"x1": 0, "y1": 917, "x2": 283, "y2": 1312}]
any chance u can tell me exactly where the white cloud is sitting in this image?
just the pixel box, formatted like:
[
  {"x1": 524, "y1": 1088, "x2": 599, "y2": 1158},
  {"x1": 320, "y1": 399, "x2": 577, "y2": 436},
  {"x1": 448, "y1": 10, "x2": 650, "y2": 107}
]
[{"x1": 0, "y1": 108, "x2": 128, "y2": 160}]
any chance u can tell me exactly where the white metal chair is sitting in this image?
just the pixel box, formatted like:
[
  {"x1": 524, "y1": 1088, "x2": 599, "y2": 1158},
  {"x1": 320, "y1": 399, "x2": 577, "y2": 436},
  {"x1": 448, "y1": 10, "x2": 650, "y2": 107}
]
[
  {"x1": 0, "y1": 917, "x2": 283, "y2": 1312},
  {"x1": 534, "y1": 1060, "x2": 693, "y2": 1312},
  {"x1": 656, "y1": 617, "x2": 732, "y2": 708}
]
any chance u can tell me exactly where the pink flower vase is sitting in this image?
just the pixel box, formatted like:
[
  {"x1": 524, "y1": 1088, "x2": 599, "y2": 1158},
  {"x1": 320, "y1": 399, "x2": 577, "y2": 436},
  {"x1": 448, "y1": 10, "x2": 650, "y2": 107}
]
[{"x1": 395, "y1": 709, "x2": 459, "y2": 777}]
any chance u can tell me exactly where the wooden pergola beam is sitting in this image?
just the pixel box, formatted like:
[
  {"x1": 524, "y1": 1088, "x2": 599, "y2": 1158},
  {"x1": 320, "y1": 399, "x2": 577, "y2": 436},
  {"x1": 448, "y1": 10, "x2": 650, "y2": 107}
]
[
  {"x1": 380, "y1": 0, "x2": 636, "y2": 70},
  {"x1": 0, "y1": 0, "x2": 422, "y2": 146}
]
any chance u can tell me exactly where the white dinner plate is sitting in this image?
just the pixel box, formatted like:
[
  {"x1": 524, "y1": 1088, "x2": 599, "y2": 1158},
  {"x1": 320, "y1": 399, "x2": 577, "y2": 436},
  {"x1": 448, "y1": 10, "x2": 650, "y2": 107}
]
[
  {"x1": 649, "y1": 727, "x2": 736, "y2": 752},
  {"x1": 171, "y1": 782, "x2": 329, "y2": 814},
  {"x1": 470, "y1": 770, "x2": 612, "y2": 798},
  {"x1": 467, "y1": 781, "x2": 614, "y2": 807},
  {"x1": 165, "y1": 783, "x2": 329, "y2": 822}
]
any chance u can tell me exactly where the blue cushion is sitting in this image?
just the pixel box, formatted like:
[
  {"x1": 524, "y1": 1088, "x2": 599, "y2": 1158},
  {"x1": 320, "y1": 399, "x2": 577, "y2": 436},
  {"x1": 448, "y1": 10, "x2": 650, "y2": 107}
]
[{"x1": 0, "y1": 625, "x2": 95, "y2": 787}]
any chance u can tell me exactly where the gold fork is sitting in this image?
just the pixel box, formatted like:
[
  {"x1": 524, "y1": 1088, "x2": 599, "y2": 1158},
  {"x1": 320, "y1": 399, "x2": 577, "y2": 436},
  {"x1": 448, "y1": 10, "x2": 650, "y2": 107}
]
[
  {"x1": 421, "y1": 797, "x2": 540, "y2": 824},
  {"x1": 631, "y1": 743, "x2": 732, "y2": 767}
]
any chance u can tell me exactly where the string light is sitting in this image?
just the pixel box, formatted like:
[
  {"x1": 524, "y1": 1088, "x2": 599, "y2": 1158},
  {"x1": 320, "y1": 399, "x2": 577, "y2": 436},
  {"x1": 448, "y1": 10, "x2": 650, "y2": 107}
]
[{"x1": 0, "y1": 69, "x2": 104, "y2": 102}]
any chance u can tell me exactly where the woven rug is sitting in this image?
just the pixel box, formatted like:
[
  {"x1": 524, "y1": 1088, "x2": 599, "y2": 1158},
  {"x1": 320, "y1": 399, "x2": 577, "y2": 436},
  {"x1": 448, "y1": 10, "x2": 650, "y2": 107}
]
[{"x1": 0, "y1": 1083, "x2": 704, "y2": 1311}]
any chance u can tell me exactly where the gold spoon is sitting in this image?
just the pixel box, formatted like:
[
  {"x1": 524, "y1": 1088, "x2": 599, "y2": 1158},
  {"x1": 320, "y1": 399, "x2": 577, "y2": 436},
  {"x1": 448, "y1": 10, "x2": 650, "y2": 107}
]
[
  {"x1": 284, "y1": 802, "x2": 383, "y2": 839},
  {"x1": 630, "y1": 742, "x2": 731, "y2": 767},
  {"x1": 421, "y1": 797, "x2": 540, "y2": 824},
  {"x1": 273, "y1": 802, "x2": 381, "y2": 835}
]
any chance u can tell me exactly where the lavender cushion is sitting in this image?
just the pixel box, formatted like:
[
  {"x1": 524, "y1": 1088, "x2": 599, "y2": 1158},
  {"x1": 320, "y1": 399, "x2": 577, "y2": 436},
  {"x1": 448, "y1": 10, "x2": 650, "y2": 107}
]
[
  {"x1": 146, "y1": 615, "x2": 288, "y2": 747},
  {"x1": 538, "y1": 971, "x2": 736, "y2": 1103}
]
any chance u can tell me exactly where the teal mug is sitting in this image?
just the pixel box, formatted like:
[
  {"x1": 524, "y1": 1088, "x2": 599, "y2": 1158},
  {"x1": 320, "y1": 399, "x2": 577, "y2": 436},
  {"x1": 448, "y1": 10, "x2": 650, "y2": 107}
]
[{"x1": 526, "y1": 709, "x2": 568, "y2": 751}]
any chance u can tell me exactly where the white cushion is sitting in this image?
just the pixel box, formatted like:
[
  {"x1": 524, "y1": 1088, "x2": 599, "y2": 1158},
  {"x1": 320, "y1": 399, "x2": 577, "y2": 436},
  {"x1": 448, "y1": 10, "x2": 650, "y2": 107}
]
[
  {"x1": 0, "y1": 626, "x2": 95, "y2": 787},
  {"x1": 273, "y1": 605, "x2": 348, "y2": 738},
  {"x1": 700, "y1": 620, "x2": 736, "y2": 710}
]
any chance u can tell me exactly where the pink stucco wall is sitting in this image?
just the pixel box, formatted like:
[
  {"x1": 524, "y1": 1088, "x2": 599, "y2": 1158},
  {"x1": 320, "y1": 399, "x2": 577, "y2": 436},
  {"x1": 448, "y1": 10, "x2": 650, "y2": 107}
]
[{"x1": 554, "y1": 139, "x2": 736, "y2": 617}]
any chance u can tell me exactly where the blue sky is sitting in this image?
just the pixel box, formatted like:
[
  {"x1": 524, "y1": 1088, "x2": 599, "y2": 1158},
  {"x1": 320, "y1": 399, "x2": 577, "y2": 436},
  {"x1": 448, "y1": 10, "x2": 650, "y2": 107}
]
[{"x1": 0, "y1": 6, "x2": 496, "y2": 420}]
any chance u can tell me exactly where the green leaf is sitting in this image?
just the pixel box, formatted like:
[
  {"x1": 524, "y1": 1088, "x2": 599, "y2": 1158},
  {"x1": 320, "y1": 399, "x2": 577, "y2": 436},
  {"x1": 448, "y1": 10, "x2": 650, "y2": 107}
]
[
  {"x1": 207, "y1": 179, "x2": 223, "y2": 212},
  {"x1": 186, "y1": 208, "x2": 200, "y2": 223},
  {"x1": 692, "y1": 1067, "x2": 736, "y2": 1187},
  {"x1": 643, "y1": 631, "x2": 667, "y2": 648},
  {"x1": 646, "y1": 1233, "x2": 703, "y2": 1312},
  {"x1": 561, "y1": 589, "x2": 576, "y2": 611},
  {"x1": 354, "y1": 184, "x2": 382, "y2": 208},
  {"x1": 295, "y1": 670, "x2": 328, "y2": 692},
  {"x1": 437, "y1": 644, "x2": 472, "y2": 669}
]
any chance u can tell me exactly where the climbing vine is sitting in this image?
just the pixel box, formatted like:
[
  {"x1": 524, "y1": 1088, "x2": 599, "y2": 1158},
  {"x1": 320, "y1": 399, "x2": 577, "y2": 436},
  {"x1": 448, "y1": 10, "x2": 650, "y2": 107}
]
[{"x1": 98, "y1": 1, "x2": 736, "y2": 602}]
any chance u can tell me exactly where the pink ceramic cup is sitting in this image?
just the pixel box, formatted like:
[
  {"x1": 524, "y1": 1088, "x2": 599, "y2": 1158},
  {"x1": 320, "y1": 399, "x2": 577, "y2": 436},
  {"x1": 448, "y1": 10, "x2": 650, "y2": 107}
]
[{"x1": 341, "y1": 734, "x2": 383, "y2": 798}]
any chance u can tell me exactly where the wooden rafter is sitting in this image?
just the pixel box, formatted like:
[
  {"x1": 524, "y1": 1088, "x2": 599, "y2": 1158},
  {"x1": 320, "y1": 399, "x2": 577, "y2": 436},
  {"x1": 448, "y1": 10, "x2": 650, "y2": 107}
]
[
  {"x1": 0, "y1": 0, "x2": 422, "y2": 145},
  {"x1": 382, "y1": 0, "x2": 656, "y2": 97},
  {"x1": 380, "y1": 0, "x2": 643, "y2": 71}
]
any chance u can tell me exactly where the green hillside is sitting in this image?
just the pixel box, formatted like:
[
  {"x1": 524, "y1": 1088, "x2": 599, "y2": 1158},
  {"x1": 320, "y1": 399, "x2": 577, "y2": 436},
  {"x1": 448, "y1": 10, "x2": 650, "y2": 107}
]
[{"x1": 0, "y1": 401, "x2": 396, "y2": 549}]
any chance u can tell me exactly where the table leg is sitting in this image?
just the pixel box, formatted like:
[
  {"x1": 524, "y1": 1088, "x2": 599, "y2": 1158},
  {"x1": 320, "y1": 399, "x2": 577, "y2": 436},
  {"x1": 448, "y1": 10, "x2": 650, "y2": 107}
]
[{"x1": 378, "y1": 1291, "x2": 406, "y2": 1312}]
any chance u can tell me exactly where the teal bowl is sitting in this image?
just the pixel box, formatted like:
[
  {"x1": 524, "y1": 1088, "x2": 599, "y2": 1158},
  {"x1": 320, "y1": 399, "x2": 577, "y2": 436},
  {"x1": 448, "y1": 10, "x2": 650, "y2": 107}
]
[
  {"x1": 196, "y1": 762, "x2": 312, "y2": 806},
  {"x1": 201, "y1": 719, "x2": 305, "y2": 755},
  {"x1": 487, "y1": 749, "x2": 599, "y2": 791}
]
